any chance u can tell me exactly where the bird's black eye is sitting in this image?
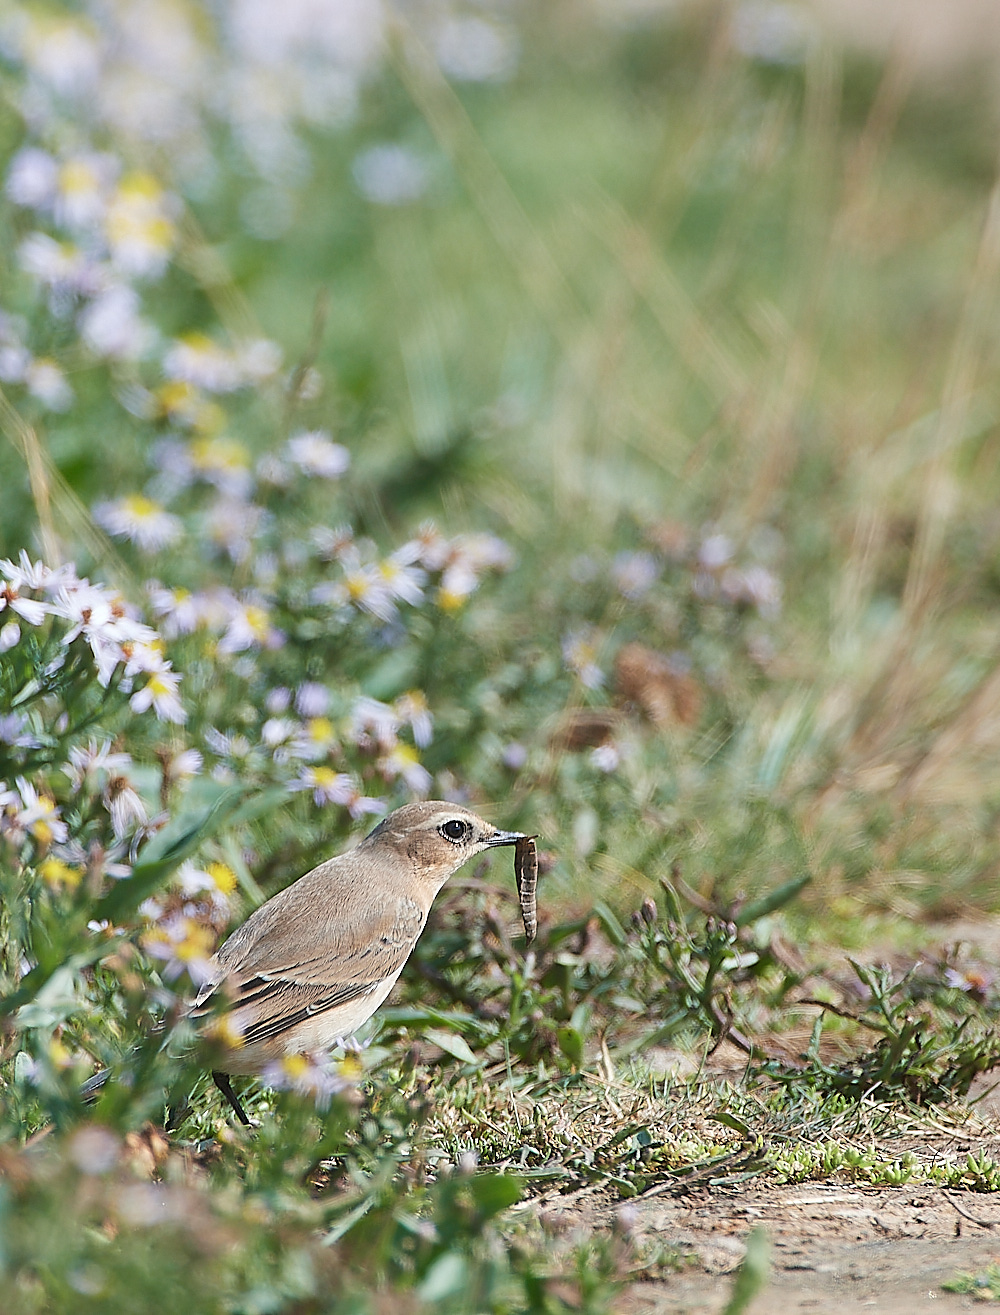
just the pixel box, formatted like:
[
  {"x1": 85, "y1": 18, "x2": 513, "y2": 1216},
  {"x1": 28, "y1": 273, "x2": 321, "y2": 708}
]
[{"x1": 441, "y1": 818, "x2": 470, "y2": 842}]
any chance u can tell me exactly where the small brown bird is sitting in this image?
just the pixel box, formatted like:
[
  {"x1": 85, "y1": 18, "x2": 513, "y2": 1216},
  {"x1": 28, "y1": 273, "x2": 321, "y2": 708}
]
[
  {"x1": 83, "y1": 802, "x2": 525, "y2": 1122},
  {"x1": 190, "y1": 800, "x2": 525, "y2": 1122}
]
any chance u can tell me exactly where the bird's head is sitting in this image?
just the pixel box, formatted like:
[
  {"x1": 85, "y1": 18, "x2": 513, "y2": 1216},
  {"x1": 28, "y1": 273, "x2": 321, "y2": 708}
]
[{"x1": 361, "y1": 800, "x2": 525, "y2": 890}]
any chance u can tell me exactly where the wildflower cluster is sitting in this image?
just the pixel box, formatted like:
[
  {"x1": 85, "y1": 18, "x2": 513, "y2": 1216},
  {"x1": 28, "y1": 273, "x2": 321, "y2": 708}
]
[
  {"x1": 1, "y1": 0, "x2": 521, "y2": 854},
  {"x1": 0, "y1": 551, "x2": 184, "y2": 745},
  {"x1": 0, "y1": 0, "x2": 518, "y2": 436},
  {"x1": 0, "y1": 555, "x2": 196, "y2": 932},
  {"x1": 564, "y1": 522, "x2": 782, "y2": 684},
  {"x1": 547, "y1": 522, "x2": 784, "y2": 788}
]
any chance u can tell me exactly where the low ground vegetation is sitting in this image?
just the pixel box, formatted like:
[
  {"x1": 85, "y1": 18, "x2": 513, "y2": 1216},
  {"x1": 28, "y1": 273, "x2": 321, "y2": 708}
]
[{"x1": 4, "y1": 2, "x2": 1000, "y2": 1310}]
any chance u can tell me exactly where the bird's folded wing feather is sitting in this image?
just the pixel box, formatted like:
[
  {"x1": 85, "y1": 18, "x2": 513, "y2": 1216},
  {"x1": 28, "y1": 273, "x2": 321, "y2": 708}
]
[{"x1": 192, "y1": 886, "x2": 426, "y2": 1048}]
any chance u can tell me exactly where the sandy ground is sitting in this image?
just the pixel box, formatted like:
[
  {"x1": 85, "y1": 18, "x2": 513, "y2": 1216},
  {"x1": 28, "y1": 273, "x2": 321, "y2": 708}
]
[
  {"x1": 609, "y1": 917, "x2": 1000, "y2": 1310},
  {"x1": 612, "y1": 1180, "x2": 1000, "y2": 1312}
]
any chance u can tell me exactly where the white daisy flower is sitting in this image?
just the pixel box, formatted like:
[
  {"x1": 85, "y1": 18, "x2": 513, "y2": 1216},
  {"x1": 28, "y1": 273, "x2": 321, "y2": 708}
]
[
  {"x1": 54, "y1": 153, "x2": 118, "y2": 231},
  {"x1": 163, "y1": 748, "x2": 203, "y2": 784},
  {"x1": 146, "y1": 584, "x2": 202, "y2": 638},
  {"x1": 0, "y1": 712, "x2": 39, "y2": 748},
  {"x1": 203, "y1": 727, "x2": 252, "y2": 761},
  {"x1": 290, "y1": 767, "x2": 383, "y2": 818},
  {"x1": 394, "y1": 690, "x2": 433, "y2": 748},
  {"x1": 67, "y1": 738, "x2": 132, "y2": 791},
  {"x1": 612, "y1": 551, "x2": 659, "y2": 600},
  {"x1": 312, "y1": 547, "x2": 397, "y2": 621},
  {"x1": 103, "y1": 774, "x2": 148, "y2": 840},
  {"x1": 18, "y1": 233, "x2": 102, "y2": 302},
  {"x1": 0, "y1": 551, "x2": 76, "y2": 594},
  {"x1": 438, "y1": 559, "x2": 479, "y2": 610},
  {"x1": 380, "y1": 744, "x2": 432, "y2": 795},
  {"x1": 352, "y1": 145, "x2": 429, "y2": 206},
  {"x1": 291, "y1": 766, "x2": 355, "y2": 807},
  {"x1": 286, "y1": 430, "x2": 350, "y2": 479},
  {"x1": 163, "y1": 333, "x2": 243, "y2": 393},
  {"x1": 261, "y1": 1049, "x2": 355, "y2": 1111},
  {"x1": 0, "y1": 344, "x2": 31, "y2": 383},
  {"x1": 13, "y1": 778, "x2": 69, "y2": 847},
  {"x1": 130, "y1": 666, "x2": 186, "y2": 723},
  {"x1": 204, "y1": 498, "x2": 267, "y2": 565},
  {"x1": 25, "y1": 18, "x2": 100, "y2": 98},
  {"x1": 189, "y1": 437, "x2": 253, "y2": 498},
  {"x1": 350, "y1": 697, "x2": 399, "y2": 751},
  {"x1": 142, "y1": 914, "x2": 216, "y2": 986},
  {"x1": 57, "y1": 596, "x2": 126, "y2": 657},
  {"x1": 94, "y1": 494, "x2": 182, "y2": 553},
  {"x1": 562, "y1": 628, "x2": 605, "y2": 690},
  {"x1": 79, "y1": 284, "x2": 155, "y2": 360},
  {"x1": 379, "y1": 550, "x2": 426, "y2": 607},
  {"x1": 434, "y1": 18, "x2": 518, "y2": 83},
  {"x1": 294, "y1": 682, "x2": 329, "y2": 717},
  {"x1": 104, "y1": 172, "x2": 177, "y2": 279},
  {"x1": 5, "y1": 147, "x2": 59, "y2": 211},
  {"x1": 590, "y1": 743, "x2": 621, "y2": 773},
  {"x1": 217, "y1": 598, "x2": 277, "y2": 653},
  {"x1": 238, "y1": 338, "x2": 283, "y2": 382},
  {"x1": 25, "y1": 358, "x2": 73, "y2": 411},
  {"x1": 0, "y1": 583, "x2": 50, "y2": 627}
]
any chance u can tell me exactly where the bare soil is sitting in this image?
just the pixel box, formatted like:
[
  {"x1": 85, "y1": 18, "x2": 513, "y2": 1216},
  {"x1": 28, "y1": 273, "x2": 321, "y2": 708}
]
[
  {"x1": 575, "y1": 916, "x2": 1000, "y2": 1311},
  {"x1": 606, "y1": 1181, "x2": 1000, "y2": 1311}
]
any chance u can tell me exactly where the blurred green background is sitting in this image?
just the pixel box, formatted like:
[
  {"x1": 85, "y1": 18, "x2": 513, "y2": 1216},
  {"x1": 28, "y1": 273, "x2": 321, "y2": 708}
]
[
  {"x1": 7, "y1": 6, "x2": 1000, "y2": 1312},
  {"x1": 5, "y1": 1, "x2": 1000, "y2": 923}
]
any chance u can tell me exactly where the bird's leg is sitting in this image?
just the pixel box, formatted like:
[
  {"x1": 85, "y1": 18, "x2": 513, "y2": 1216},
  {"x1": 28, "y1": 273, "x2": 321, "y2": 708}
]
[{"x1": 212, "y1": 1070, "x2": 252, "y2": 1126}]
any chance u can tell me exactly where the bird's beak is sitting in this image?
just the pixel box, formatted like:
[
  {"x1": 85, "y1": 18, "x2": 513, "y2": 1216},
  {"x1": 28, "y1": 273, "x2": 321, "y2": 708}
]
[{"x1": 486, "y1": 829, "x2": 529, "y2": 847}]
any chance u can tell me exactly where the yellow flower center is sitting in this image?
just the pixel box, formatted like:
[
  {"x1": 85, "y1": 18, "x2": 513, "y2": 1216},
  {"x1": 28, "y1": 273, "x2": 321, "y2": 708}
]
[
  {"x1": 282, "y1": 1054, "x2": 310, "y2": 1080},
  {"x1": 206, "y1": 861, "x2": 237, "y2": 895},
  {"x1": 117, "y1": 171, "x2": 163, "y2": 203},
  {"x1": 191, "y1": 436, "x2": 249, "y2": 471},
  {"x1": 39, "y1": 857, "x2": 82, "y2": 889},
  {"x1": 174, "y1": 920, "x2": 215, "y2": 962},
  {"x1": 146, "y1": 671, "x2": 174, "y2": 697},
  {"x1": 244, "y1": 606, "x2": 269, "y2": 640},
  {"x1": 308, "y1": 717, "x2": 333, "y2": 743},
  {"x1": 59, "y1": 159, "x2": 99, "y2": 195},
  {"x1": 123, "y1": 494, "x2": 160, "y2": 520}
]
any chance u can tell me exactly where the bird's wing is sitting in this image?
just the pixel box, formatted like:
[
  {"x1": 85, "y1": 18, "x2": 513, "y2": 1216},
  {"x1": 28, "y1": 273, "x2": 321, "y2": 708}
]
[{"x1": 192, "y1": 889, "x2": 426, "y2": 1049}]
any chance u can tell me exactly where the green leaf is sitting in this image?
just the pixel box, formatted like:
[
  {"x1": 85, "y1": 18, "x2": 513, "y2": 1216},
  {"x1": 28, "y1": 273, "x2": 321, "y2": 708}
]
[
  {"x1": 593, "y1": 900, "x2": 627, "y2": 947},
  {"x1": 93, "y1": 785, "x2": 288, "y2": 925},
  {"x1": 721, "y1": 1226, "x2": 771, "y2": 1315},
  {"x1": 711, "y1": 1111, "x2": 755, "y2": 1140},
  {"x1": 604, "y1": 1122, "x2": 646, "y2": 1148},
  {"x1": 1, "y1": 939, "x2": 124, "y2": 1023},
  {"x1": 734, "y1": 874, "x2": 811, "y2": 926},
  {"x1": 14, "y1": 964, "x2": 83, "y2": 1030},
  {"x1": 557, "y1": 1026, "x2": 584, "y2": 1068},
  {"x1": 469, "y1": 1173, "x2": 523, "y2": 1217},
  {"x1": 417, "y1": 1252, "x2": 467, "y2": 1302},
  {"x1": 423, "y1": 1028, "x2": 478, "y2": 1065},
  {"x1": 377, "y1": 1006, "x2": 482, "y2": 1037},
  {"x1": 657, "y1": 877, "x2": 685, "y2": 925},
  {"x1": 361, "y1": 648, "x2": 419, "y2": 701}
]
